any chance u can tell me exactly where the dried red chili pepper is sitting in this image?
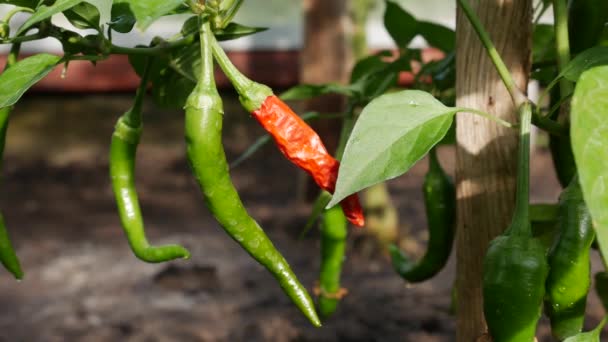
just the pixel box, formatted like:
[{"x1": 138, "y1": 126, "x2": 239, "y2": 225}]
[{"x1": 212, "y1": 38, "x2": 364, "y2": 227}]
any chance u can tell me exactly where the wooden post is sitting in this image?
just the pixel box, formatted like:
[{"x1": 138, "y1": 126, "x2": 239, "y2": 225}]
[
  {"x1": 454, "y1": 1, "x2": 532, "y2": 340},
  {"x1": 301, "y1": 0, "x2": 352, "y2": 152}
]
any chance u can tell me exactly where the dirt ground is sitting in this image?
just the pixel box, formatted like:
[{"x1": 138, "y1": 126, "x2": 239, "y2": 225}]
[{"x1": 0, "y1": 94, "x2": 605, "y2": 342}]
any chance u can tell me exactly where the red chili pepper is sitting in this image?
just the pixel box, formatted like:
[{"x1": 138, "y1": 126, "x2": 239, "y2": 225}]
[
  {"x1": 253, "y1": 95, "x2": 364, "y2": 227},
  {"x1": 212, "y1": 40, "x2": 364, "y2": 227}
]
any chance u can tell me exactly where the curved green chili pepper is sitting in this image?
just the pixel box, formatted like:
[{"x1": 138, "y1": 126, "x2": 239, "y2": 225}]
[
  {"x1": 389, "y1": 148, "x2": 455, "y2": 282},
  {"x1": 0, "y1": 43, "x2": 24, "y2": 279},
  {"x1": 483, "y1": 103, "x2": 549, "y2": 342},
  {"x1": 317, "y1": 205, "x2": 348, "y2": 319},
  {"x1": 109, "y1": 59, "x2": 190, "y2": 263},
  {"x1": 545, "y1": 175, "x2": 594, "y2": 340},
  {"x1": 184, "y1": 18, "x2": 320, "y2": 327}
]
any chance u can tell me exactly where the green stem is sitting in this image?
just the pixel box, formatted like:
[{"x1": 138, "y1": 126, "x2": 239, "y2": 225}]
[
  {"x1": 109, "y1": 35, "x2": 195, "y2": 56},
  {"x1": 198, "y1": 19, "x2": 215, "y2": 90},
  {"x1": 211, "y1": 36, "x2": 253, "y2": 94},
  {"x1": 123, "y1": 59, "x2": 152, "y2": 128},
  {"x1": 220, "y1": 0, "x2": 244, "y2": 27},
  {"x1": 507, "y1": 102, "x2": 533, "y2": 236},
  {"x1": 457, "y1": 0, "x2": 528, "y2": 107},
  {"x1": 552, "y1": 0, "x2": 573, "y2": 99},
  {"x1": 3, "y1": 33, "x2": 44, "y2": 44},
  {"x1": 3, "y1": 7, "x2": 34, "y2": 24},
  {"x1": 335, "y1": 102, "x2": 357, "y2": 160},
  {"x1": 458, "y1": 107, "x2": 514, "y2": 128},
  {"x1": 532, "y1": 109, "x2": 568, "y2": 137}
]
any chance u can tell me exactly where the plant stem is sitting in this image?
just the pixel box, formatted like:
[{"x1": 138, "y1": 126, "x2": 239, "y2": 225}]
[
  {"x1": 457, "y1": 0, "x2": 528, "y2": 107},
  {"x1": 508, "y1": 102, "x2": 533, "y2": 236},
  {"x1": 532, "y1": 110, "x2": 568, "y2": 137},
  {"x1": 197, "y1": 18, "x2": 214, "y2": 90},
  {"x1": 2, "y1": 7, "x2": 34, "y2": 24},
  {"x1": 458, "y1": 107, "x2": 514, "y2": 128},
  {"x1": 220, "y1": 0, "x2": 244, "y2": 27},
  {"x1": 552, "y1": 0, "x2": 573, "y2": 99},
  {"x1": 110, "y1": 35, "x2": 195, "y2": 56},
  {"x1": 124, "y1": 58, "x2": 152, "y2": 128}
]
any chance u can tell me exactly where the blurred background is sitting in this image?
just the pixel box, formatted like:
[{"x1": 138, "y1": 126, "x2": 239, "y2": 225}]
[{"x1": 0, "y1": 1, "x2": 598, "y2": 342}]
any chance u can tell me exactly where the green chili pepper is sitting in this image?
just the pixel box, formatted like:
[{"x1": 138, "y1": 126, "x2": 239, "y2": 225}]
[
  {"x1": 545, "y1": 175, "x2": 594, "y2": 340},
  {"x1": 595, "y1": 272, "x2": 608, "y2": 312},
  {"x1": 389, "y1": 148, "x2": 455, "y2": 282},
  {"x1": 483, "y1": 103, "x2": 549, "y2": 342},
  {"x1": 184, "y1": 18, "x2": 320, "y2": 327},
  {"x1": 550, "y1": 135, "x2": 576, "y2": 188},
  {"x1": 110, "y1": 59, "x2": 191, "y2": 263},
  {"x1": 0, "y1": 43, "x2": 23, "y2": 279},
  {"x1": 317, "y1": 205, "x2": 348, "y2": 319},
  {"x1": 549, "y1": 0, "x2": 608, "y2": 188}
]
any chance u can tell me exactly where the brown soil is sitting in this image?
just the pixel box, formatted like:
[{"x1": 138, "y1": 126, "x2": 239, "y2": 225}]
[{"x1": 0, "y1": 94, "x2": 604, "y2": 342}]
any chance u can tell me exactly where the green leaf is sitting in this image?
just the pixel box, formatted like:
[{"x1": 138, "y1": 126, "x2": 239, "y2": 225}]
[
  {"x1": 0, "y1": 54, "x2": 61, "y2": 108},
  {"x1": 181, "y1": 17, "x2": 267, "y2": 41},
  {"x1": 109, "y1": 2, "x2": 136, "y2": 33},
  {"x1": 215, "y1": 22, "x2": 268, "y2": 41},
  {"x1": 327, "y1": 90, "x2": 457, "y2": 207},
  {"x1": 384, "y1": 0, "x2": 418, "y2": 48},
  {"x1": 418, "y1": 21, "x2": 454, "y2": 52},
  {"x1": 280, "y1": 84, "x2": 354, "y2": 101},
  {"x1": 571, "y1": 66, "x2": 608, "y2": 267},
  {"x1": 16, "y1": 0, "x2": 84, "y2": 35},
  {"x1": 114, "y1": 0, "x2": 183, "y2": 30},
  {"x1": 64, "y1": 2, "x2": 100, "y2": 30},
  {"x1": 562, "y1": 316, "x2": 606, "y2": 342},
  {"x1": 532, "y1": 24, "x2": 555, "y2": 63}
]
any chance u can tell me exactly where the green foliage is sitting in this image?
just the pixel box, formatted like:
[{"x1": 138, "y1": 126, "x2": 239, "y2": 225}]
[
  {"x1": 64, "y1": 2, "x2": 101, "y2": 30},
  {"x1": 327, "y1": 90, "x2": 457, "y2": 207},
  {"x1": 383, "y1": 0, "x2": 454, "y2": 52},
  {"x1": 0, "y1": 54, "x2": 61, "y2": 108},
  {"x1": 109, "y1": 2, "x2": 136, "y2": 33},
  {"x1": 16, "y1": 0, "x2": 85, "y2": 35},
  {"x1": 113, "y1": 0, "x2": 183, "y2": 30},
  {"x1": 570, "y1": 66, "x2": 608, "y2": 266}
]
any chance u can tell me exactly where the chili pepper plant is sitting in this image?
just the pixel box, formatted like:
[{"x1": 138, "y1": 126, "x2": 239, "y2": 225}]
[{"x1": 0, "y1": 0, "x2": 607, "y2": 340}]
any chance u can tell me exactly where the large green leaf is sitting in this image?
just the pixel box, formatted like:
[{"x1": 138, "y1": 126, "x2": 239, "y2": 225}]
[
  {"x1": 0, "y1": 54, "x2": 61, "y2": 108},
  {"x1": 571, "y1": 66, "x2": 608, "y2": 266},
  {"x1": 327, "y1": 90, "x2": 457, "y2": 207},
  {"x1": 114, "y1": 0, "x2": 184, "y2": 30}
]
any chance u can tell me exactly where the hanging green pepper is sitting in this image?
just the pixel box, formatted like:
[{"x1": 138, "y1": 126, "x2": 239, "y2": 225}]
[
  {"x1": 316, "y1": 205, "x2": 348, "y2": 319},
  {"x1": 184, "y1": 18, "x2": 320, "y2": 327},
  {"x1": 549, "y1": 0, "x2": 608, "y2": 188},
  {"x1": 0, "y1": 43, "x2": 24, "y2": 279},
  {"x1": 110, "y1": 59, "x2": 191, "y2": 263},
  {"x1": 389, "y1": 147, "x2": 455, "y2": 282},
  {"x1": 595, "y1": 272, "x2": 608, "y2": 312},
  {"x1": 545, "y1": 175, "x2": 594, "y2": 340},
  {"x1": 483, "y1": 103, "x2": 549, "y2": 342}
]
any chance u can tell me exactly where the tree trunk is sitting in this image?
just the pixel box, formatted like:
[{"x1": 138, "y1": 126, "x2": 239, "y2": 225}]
[
  {"x1": 299, "y1": 0, "x2": 352, "y2": 201},
  {"x1": 301, "y1": 0, "x2": 352, "y2": 151},
  {"x1": 455, "y1": 1, "x2": 532, "y2": 341}
]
